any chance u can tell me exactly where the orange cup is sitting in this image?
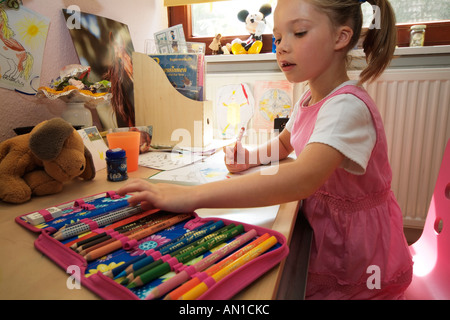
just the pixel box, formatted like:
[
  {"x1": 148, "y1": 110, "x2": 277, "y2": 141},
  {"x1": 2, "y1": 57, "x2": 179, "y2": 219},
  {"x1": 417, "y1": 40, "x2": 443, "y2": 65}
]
[{"x1": 107, "y1": 131, "x2": 140, "y2": 172}]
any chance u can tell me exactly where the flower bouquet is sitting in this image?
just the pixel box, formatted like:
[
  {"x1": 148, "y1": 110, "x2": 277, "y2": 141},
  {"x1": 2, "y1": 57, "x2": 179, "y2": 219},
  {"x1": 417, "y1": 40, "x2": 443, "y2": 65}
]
[{"x1": 37, "y1": 65, "x2": 112, "y2": 127}]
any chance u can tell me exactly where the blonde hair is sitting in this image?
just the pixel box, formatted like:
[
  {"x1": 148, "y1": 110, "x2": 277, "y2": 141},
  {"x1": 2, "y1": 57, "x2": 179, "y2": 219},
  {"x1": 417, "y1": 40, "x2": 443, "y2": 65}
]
[
  {"x1": 307, "y1": 0, "x2": 397, "y2": 84},
  {"x1": 0, "y1": 7, "x2": 15, "y2": 39}
]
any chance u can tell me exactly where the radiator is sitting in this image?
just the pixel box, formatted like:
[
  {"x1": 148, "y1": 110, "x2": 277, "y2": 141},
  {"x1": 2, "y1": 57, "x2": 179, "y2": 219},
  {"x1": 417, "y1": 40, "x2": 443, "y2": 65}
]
[{"x1": 355, "y1": 68, "x2": 450, "y2": 228}]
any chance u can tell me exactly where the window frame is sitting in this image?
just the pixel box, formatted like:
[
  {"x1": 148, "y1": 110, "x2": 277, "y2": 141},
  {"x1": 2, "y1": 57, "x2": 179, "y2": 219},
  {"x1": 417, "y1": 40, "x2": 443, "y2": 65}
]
[
  {"x1": 168, "y1": 5, "x2": 450, "y2": 55},
  {"x1": 168, "y1": 5, "x2": 274, "y2": 55}
]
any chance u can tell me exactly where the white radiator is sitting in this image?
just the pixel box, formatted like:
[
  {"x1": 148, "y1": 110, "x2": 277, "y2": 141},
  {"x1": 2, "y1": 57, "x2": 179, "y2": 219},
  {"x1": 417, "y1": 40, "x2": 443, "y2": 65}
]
[{"x1": 355, "y1": 68, "x2": 450, "y2": 228}]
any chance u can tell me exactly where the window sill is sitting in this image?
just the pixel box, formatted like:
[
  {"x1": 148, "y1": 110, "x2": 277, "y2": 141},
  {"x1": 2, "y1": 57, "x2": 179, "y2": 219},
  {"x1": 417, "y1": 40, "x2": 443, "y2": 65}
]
[{"x1": 205, "y1": 45, "x2": 450, "y2": 73}]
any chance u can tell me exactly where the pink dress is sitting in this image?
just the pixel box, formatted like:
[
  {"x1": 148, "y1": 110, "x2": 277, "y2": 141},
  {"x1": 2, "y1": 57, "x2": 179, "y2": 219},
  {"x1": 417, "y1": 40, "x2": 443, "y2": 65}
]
[{"x1": 290, "y1": 84, "x2": 413, "y2": 299}]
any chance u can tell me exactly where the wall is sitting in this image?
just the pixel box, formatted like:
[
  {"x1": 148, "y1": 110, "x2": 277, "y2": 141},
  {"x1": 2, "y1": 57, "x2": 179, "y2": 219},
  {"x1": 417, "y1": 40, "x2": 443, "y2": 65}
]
[{"x1": 0, "y1": 0, "x2": 168, "y2": 142}]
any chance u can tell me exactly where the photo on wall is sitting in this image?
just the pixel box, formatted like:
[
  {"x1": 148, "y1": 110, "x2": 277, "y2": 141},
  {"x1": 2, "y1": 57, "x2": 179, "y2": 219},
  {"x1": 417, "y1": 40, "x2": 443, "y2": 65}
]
[{"x1": 62, "y1": 8, "x2": 135, "y2": 128}]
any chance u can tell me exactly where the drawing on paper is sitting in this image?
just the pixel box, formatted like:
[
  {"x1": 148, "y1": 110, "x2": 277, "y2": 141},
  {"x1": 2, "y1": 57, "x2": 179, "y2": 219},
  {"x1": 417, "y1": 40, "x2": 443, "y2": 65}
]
[
  {"x1": 252, "y1": 80, "x2": 294, "y2": 132},
  {"x1": 0, "y1": 5, "x2": 49, "y2": 94},
  {"x1": 216, "y1": 83, "x2": 254, "y2": 139}
]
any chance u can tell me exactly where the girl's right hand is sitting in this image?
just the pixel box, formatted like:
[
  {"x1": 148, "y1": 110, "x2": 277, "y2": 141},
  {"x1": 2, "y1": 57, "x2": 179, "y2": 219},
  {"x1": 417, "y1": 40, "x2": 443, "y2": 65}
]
[{"x1": 223, "y1": 142, "x2": 251, "y2": 173}]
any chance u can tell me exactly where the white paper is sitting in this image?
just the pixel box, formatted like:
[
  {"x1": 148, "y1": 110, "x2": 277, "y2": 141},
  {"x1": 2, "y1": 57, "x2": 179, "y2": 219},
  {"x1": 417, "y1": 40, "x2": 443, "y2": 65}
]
[{"x1": 139, "y1": 151, "x2": 204, "y2": 171}]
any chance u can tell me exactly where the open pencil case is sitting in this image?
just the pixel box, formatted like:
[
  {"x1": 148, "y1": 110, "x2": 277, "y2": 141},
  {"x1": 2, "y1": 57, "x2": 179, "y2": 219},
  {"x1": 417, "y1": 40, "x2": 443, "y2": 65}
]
[{"x1": 15, "y1": 190, "x2": 289, "y2": 300}]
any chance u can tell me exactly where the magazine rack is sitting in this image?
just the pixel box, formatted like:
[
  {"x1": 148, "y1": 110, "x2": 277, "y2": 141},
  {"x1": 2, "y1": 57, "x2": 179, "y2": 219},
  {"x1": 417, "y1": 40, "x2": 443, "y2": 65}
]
[{"x1": 133, "y1": 52, "x2": 213, "y2": 148}]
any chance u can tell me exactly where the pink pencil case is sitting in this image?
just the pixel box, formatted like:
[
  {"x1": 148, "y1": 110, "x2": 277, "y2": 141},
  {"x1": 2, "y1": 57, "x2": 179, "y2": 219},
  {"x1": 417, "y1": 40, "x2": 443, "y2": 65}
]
[{"x1": 15, "y1": 191, "x2": 289, "y2": 300}]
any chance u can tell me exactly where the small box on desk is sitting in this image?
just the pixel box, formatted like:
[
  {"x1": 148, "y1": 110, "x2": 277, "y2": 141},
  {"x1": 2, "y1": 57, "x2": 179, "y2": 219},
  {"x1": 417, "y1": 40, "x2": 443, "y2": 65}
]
[{"x1": 133, "y1": 52, "x2": 213, "y2": 148}]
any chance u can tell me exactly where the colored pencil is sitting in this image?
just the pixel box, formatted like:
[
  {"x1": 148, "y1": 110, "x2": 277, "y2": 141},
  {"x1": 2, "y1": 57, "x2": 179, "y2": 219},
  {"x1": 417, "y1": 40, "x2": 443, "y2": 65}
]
[
  {"x1": 114, "y1": 220, "x2": 224, "y2": 279},
  {"x1": 83, "y1": 213, "x2": 185, "y2": 259},
  {"x1": 106, "y1": 220, "x2": 216, "y2": 279},
  {"x1": 120, "y1": 223, "x2": 235, "y2": 285},
  {"x1": 66, "y1": 209, "x2": 160, "y2": 249},
  {"x1": 163, "y1": 232, "x2": 270, "y2": 300},
  {"x1": 83, "y1": 213, "x2": 192, "y2": 261},
  {"x1": 126, "y1": 224, "x2": 245, "y2": 289},
  {"x1": 146, "y1": 229, "x2": 258, "y2": 300},
  {"x1": 77, "y1": 213, "x2": 176, "y2": 255},
  {"x1": 53, "y1": 204, "x2": 144, "y2": 240},
  {"x1": 234, "y1": 127, "x2": 245, "y2": 161},
  {"x1": 161, "y1": 224, "x2": 234, "y2": 258},
  {"x1": 178, "y1": 235, "x2": 277, "y2": 300},
  {"x1": 49, "y1": 198, "x2": 131, "y2": 231}
]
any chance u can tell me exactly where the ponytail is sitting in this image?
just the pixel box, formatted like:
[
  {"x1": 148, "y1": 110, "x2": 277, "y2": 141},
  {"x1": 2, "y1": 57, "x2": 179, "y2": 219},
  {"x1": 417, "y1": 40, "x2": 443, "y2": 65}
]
[
  {"x1": 360, "y1": 0, "x2": 397, "y2": 83},
  {"x1": 307, "y1": 0, "x2": 397, "y2": 84}
]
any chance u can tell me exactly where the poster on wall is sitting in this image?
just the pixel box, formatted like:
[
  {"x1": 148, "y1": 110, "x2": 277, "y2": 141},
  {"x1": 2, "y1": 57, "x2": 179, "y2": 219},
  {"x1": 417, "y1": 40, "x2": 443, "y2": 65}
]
[
  {"x1": 215, "y1": 83, "x2": 254, "y2": 139},
  {"x1": 62, "y1": 8, "x2": 135, "y2": 128},
  {"x1": 252, "y1": 80, "x2": 294, "y2": 132},
  {"x1": 0, "y1": 4, "x2": 49, "y2": 94}
]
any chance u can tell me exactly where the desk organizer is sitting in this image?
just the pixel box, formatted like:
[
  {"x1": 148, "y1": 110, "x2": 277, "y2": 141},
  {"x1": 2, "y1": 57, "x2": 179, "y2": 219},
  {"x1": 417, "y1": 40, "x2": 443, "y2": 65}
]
[
  {"x1": 15, "y1": 191, "x2": 288, "y2": 300},
  {"x1": 133, "y1": 52, "x2": 214, "y2": 148}
]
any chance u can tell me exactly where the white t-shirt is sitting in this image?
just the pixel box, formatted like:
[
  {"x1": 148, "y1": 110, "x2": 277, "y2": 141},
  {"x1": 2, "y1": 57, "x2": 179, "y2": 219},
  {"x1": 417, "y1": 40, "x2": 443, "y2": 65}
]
[{"x1": 286, "y1": 81, "x2": 376, "y2": 175}]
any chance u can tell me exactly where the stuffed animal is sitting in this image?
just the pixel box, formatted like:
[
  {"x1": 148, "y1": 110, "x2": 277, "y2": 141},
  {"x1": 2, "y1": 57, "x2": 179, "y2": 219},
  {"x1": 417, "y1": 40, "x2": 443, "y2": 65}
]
[
  {"x1": 0, "y1": 118, "x2": 96, "y2": 204},
  {"x1": 209, "y1": 34, "x2": 223, "y2": 55},
  {"x1": 231, "y1": 4, "x2": 272, "y2": 55}
]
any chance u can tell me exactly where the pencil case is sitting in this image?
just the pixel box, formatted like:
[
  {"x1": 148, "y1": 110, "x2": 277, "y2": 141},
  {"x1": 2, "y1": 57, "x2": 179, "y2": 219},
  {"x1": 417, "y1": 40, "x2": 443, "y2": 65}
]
[{"x1": 15, "y1": 190, "x2": 289, "y2": 300}]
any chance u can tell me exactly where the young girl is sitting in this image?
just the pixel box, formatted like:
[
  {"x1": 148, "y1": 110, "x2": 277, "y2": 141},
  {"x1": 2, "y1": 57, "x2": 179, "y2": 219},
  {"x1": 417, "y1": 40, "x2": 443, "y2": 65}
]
[{"x1": 118, "y1": 0, "x2": 413, "y2": 299}]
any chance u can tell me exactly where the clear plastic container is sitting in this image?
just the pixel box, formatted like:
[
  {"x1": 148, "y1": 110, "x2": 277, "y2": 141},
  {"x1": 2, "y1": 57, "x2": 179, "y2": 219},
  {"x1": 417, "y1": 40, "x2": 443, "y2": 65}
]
[{"x1": 410, "y1": 25, "x2": 426, "y2": 47}]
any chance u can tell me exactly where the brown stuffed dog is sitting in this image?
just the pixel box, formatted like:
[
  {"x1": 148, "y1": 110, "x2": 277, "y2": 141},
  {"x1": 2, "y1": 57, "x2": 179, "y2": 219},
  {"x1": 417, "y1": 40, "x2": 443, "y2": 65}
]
[{"x1": 0, "y1": 118, "x2": 96, "y2": 204}]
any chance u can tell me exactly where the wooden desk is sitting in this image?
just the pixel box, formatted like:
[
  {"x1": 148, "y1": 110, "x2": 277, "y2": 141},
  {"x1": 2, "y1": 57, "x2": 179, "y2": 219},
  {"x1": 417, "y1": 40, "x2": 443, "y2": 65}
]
[{"x1": 0, "y1": 165, "x2": 302, "y2": 300}]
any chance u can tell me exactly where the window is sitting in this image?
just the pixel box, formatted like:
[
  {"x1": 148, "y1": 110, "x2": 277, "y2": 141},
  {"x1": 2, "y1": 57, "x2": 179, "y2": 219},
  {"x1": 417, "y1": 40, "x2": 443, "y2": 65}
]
[
  {"x1": 168, "y1": 0, "x2": 450, "y2": 55},
  {"x1": 389, "y1": 0, "x2": 450, "y2": 23},
  {"x1": 191, "y1": 0, "x2": 275, "y2": 37},
  {"x1": 389, "y1": 0, "x2": 450, "y2": 47}
]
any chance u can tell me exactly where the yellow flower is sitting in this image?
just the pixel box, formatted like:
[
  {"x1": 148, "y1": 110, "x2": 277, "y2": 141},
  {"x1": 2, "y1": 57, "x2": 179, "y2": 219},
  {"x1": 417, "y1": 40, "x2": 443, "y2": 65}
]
[{"x1": 86, "y1": 261, "x2": 125, "y2": 278}]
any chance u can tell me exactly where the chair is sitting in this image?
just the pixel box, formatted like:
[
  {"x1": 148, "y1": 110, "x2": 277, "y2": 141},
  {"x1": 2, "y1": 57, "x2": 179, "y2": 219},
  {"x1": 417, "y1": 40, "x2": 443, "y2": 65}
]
[{"x1": 405, "y1": 139, "x2": 450, "y2": 300}]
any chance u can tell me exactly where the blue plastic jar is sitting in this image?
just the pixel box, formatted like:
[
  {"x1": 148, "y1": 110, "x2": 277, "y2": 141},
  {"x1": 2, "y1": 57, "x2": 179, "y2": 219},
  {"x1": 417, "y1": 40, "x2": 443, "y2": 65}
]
[{"x1": 106, "y1": 148, "x2": 128, "y2": 182}]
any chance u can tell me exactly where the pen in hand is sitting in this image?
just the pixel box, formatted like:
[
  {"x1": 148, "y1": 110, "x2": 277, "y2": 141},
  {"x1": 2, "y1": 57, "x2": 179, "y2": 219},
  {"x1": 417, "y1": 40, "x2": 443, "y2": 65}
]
[{"x1": 234, "y1": 127, "x2": 245, "y2": 162}]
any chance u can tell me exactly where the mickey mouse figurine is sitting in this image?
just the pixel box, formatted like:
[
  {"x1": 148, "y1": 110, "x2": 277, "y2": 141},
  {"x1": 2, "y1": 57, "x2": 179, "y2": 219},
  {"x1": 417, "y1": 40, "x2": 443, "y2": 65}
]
[{"x1": 231, "y1": 4, "x2": 272, "y2": 55}]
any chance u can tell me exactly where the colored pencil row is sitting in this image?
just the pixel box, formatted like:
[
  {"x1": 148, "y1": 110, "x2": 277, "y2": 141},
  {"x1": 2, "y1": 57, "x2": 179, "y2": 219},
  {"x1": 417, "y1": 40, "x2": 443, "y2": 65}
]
[
  {"x1": 146, "y1": 229, "x2": 260, "y2": 300},
  {"x1": 48, "y1": 197, "x2": 131, "y2": 231},
  {"x1": 103, "y1": 220, "x2": 218, "y2": 279},
  {"x1": 83, "y1": 213, "x2": 192, "y2": 262},
  {"x1": 53, "y1": 204, "x2": 144, "y2": 241},
  {"x1": 178, "y1": 235, "x2": 277, "y2": 300},
  {"x1": 48, "y1": 197, "x2": 279, "y2": 300},
  {"x1": 125, "y1": 224, "x2": 245, "y2": 289},
  {"x1": 117, "y1": 223, "x2": 238, "y2": 286},
  {"x1": 99, "y1": 217, "x2": 278, "y2": 299},
  {"x1": 71, "y1": 211, "x2": 173, "y2": 254},
  {"x1": 65, "y1": 209, "x2": 160, "y2": 249}
]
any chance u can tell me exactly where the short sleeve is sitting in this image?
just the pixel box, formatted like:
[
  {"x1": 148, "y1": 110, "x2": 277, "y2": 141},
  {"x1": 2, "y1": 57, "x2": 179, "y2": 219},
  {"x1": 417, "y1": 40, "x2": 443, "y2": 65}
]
[{"x1": 308, "y1": 94, "x2": 376, "y2": 175}]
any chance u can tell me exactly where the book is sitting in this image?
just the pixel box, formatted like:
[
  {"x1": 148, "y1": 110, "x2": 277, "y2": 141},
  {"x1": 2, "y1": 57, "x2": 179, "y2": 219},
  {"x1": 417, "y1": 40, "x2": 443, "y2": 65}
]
[
  {"x1": 148, "y1": 53, "x2": 205, "y2": 101},
  {"x1": 77, "y1": 127, "x2": 109, "y2": 171}
]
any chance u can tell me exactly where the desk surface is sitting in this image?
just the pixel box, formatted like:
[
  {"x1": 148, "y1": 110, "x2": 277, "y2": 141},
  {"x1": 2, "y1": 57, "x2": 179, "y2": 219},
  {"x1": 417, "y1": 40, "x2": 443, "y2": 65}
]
[{"x1": 0, "y1": 165, "x2": 300, "y2": 300}]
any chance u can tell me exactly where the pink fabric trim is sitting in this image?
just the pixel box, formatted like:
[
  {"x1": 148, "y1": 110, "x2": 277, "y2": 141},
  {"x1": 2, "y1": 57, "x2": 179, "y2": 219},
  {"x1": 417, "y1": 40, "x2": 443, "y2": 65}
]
[
  {"x1": 204, "y1": 276, "x2": 217, "y2": 289},
  {"x1": 80, "y1": 218, "x2": 98, "y2": 231},
  {"x1": 39, "y1": 210, "x2": 54, "y2": 222}
]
